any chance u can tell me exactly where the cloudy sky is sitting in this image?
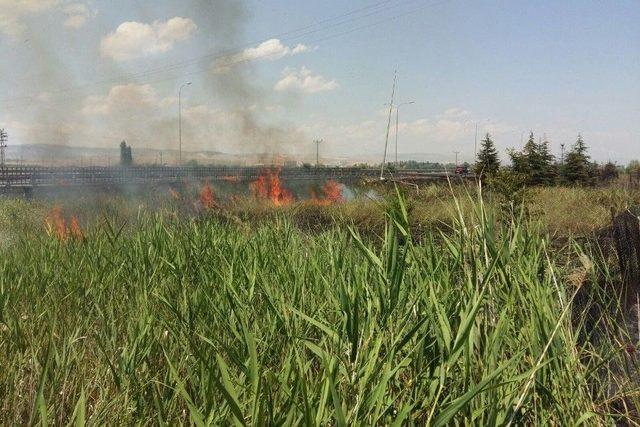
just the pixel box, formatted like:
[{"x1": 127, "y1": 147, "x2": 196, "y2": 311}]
[{"x1": 0, "y1": 0, "x2": 638, "y2": 164}]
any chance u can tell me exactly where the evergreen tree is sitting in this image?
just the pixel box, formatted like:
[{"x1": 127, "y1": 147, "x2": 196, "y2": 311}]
[
  {"x1": 474, "y1": 133, "x2": 500, "y2": 176},
  {"x1": 509, "y1": 132, "x2": 556, "y2": 185},
  {"x1": 563, "y1": 135, "x2": 594, "y2": 186},
  {"x1": 536, "y1": 137, "x2": 557, "y2": 185}
]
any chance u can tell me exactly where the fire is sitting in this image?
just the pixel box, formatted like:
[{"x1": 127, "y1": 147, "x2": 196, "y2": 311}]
[
  {"x1": 250, "y1": 168, "x2": 294, "y2": 206},
  {"x1": 311, "y1": 180, "x2": 344, "y2": 205},
  {"x1": 168, "y1": 188, "x2": 180, "y2": 200},
  {"x1": 321, "y1": 180, "x2": 343, "y2": 203},
  {"x1": 199, "y1": 181, "x2": 216, "y2": 209},
  {"x1": 45, "y1": 206, "x2": 68, "y2": 241},
  {"x1": 69, "y1": 216, "x2": 85, "y2": 240},
  {"x1": 45, "y1": 207, "x2": 84, "y2": 241}
]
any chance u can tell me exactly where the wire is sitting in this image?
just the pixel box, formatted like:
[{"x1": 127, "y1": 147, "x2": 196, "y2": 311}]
[{"x1": 0, "y1": 0, "x2": 450, "y2": 109}]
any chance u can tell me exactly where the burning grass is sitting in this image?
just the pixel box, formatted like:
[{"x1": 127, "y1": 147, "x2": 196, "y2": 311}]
[
  {"x1": 199, "y1": 181, "x2": 216, "y2": 210},
  {"x1": 44, "y1": 206, "x2": 84, "y2": 241},
  {"x1": 250, "y1": 167, "x2": 295, "y2": 206},
  {"x1": 1, "y1": 189, "x2": 639, "y2": 424}
]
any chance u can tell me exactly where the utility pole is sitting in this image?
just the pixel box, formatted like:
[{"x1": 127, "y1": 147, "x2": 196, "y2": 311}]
[
  {"x1": 394, "y1": 101, "x2": 414, "y2": 168},
  {"x1": 474, "y1": 123, "x2": 478, "y2": 159},
  {"x1": 314, "y1": 139, "x2": 323, "y2": 166},
  {"x1": 0, "y1": 128, "x2": 7, "y2": 167},
  {"x1": 380, "y1": 71, "x2": 398, "y2": 180}
]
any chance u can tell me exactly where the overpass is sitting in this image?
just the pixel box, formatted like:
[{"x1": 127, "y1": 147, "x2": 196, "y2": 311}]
[{"x1": 0, "y1": 165, "x2": 465, "y2": 193}]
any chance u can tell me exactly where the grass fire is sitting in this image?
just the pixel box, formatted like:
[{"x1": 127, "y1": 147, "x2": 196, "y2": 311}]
[{"x1": 0, "y1": 1, "x2": 639, "y2": 425}]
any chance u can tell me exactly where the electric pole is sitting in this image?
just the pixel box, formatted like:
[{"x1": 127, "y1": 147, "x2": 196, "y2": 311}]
[
  {"x1": 314, "y1": 139, "x2": 323, "y2": 166},
  {"x1": 0, "y1": 128, "x2": 7, "y2": 167},
  {"x1": 474, "y1": 123, "x2": 478, "y2": 159},
  {"x1": 381, "y1": 71, "x2": 397, "y2": 180},
  {"x1": 560, "y1": 143, "x2": 565, "y2": 167}
]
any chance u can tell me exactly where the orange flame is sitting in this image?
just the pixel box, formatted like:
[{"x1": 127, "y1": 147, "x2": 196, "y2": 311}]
[
  {"x1": 250, "y1": 168, "x2": 294, "y2": 206},
  {"x1": 311, "y1": 180, "x2": 344, "y2": 205},
  {"x1": 45, "y1": 206, "x2": 68, "y2": 241},
  {"x1": 69, "y1": 216, "x2": 85, "y2": 241},
  {"x1": 199, "y1": 181, "x2": 216, "y2": 209},
  {"x1": 45, "y1": 207, "x2": 84, "y2": 241},
  {"x1": 321, "y1": 180, "x2": 343, "y2": 203}
]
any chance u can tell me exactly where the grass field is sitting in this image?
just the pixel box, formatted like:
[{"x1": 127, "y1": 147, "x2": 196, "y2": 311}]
[{"x1": 1, "y1": 184, "x2": 640, "y2": 424}]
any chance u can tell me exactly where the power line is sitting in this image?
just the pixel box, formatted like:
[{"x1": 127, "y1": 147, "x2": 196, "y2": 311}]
[{"x1": 0, "y1": 0, "x2": 451, "y2": 109}]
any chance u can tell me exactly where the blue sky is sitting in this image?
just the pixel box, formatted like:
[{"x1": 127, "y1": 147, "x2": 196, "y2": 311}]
[{"x1": 0, "y1": 0, "x2": 638, "y2": 164}]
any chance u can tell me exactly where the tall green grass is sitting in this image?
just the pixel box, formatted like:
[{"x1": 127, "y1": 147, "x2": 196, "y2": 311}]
[{"x1": 0, "y1": 189, "x2": 637, "y2": 424}]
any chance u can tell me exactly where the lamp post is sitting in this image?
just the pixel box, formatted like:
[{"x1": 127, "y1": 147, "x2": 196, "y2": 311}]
[
  {"x1": 394, "y1": 101, "x2": 415, "y2": 166},
  {"x1": 178, "y1": 82, "x2": 192, "y2": 166}
]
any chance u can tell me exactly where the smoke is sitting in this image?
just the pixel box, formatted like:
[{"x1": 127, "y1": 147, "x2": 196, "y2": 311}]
[
  {"x1": 5, "y1": 0, "x2": 305, "y2": 164},
  {"x1": 188, "y1": 0, "x2": 304, "y2": 157}
]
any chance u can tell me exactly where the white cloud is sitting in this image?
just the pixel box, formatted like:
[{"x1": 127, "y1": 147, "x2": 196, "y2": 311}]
[
  {"x1": 214, "y1": 39, "x2": 309, "y2": 73},
  {"x1": 0, "y1": 0, "x2": 59, "y2": 37},
  {"x1": 63, "y1": 3, "x2": 93, "y2": 29},
  {"x1": 0, "y1": 0, "x2": 93, "y2": 36},
  {"x1": 274, "y1": 66, "x2": 338, "y2": 94},
  {"x1": 100, "y1": 17, "x2": 197, "y2": 61},
  {"x1": 82, "y1": 84, "x2": 175, "y2": 116}
]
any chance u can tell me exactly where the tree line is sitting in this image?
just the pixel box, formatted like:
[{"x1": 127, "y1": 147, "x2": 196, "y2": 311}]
[{"x1": 475, "y1": 132, "x2": 627, "y2": 187}]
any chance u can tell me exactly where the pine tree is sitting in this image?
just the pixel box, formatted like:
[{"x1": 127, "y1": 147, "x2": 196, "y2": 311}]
[
  {"x1": 474, "y1": 133, "x2": 500, "y2": 177},
  {"x1": 563, "y1": 135, "x2": 594, "y2": 186},
  {"x1": 509, "y1": 132, "x2": 555, "y2": 185},
  {"x1": 536, "y1": 137, "x2": 557, "y2": 185}
]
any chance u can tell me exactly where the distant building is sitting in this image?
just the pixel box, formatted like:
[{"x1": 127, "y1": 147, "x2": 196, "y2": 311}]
[{"x1": 120, "y1": 141, "x2": 133, "y2": 166}]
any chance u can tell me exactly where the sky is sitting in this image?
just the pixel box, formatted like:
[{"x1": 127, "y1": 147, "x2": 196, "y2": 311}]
[{"x1": 0, "y1": 0, "x2": 638, "y2": 164}]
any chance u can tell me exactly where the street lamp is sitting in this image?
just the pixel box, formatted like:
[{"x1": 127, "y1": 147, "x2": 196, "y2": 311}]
[
  {"x1": 394, "y1": 101, "x2": 415, "y2": 166},
  {"x1": 178, "y1": 82, "x2": 192, "y2": 166}
]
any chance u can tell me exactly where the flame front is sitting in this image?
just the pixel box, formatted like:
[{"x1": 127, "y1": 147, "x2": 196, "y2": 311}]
[
  {"x1": 69, "y1": 216, "x2": 85, "y2": 240},
  {"x1": 250, "y1": 168, "x2": 294, "y2": 206},
  {"x1": 199, "y1": 181, "x2": 216, "y2": 209},
  {"x1": 45, "y1": 207, "x2": 84, "y2": 241},
  {"x1": 311, "y1": 180, "x2": 344, "y2": 205}
]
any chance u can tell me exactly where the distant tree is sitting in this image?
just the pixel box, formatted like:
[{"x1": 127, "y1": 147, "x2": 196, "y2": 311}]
[
  {"x1": 474, "y1": 133, "x2": 500, "y2": 177},
  {"x1": 563, "y1": 135, "x2": 595, "y2": 186},
  {"x1": 509, "y1": 132, "x2": 555, "y2": 186},
  {"x1": 628, "y1": 160, "x2": 640, "y2": 185},
  {"x1": 599, "y1": 161, "x2": 619, "y2": 183},
  {"x1": 536, "y1": 137, "x2": 557, "y2": 185}
]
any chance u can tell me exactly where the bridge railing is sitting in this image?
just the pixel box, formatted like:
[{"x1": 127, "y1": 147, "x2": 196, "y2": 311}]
[{"x1": 0, "y1": 165, "x2": 453, "y2": 188}]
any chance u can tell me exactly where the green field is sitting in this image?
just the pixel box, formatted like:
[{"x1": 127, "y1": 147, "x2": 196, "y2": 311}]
[{"x1": 1, "y1": 185, "x2": 639, "y2": 425}]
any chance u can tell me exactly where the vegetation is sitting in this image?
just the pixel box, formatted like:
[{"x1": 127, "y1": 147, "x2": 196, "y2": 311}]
[
  {"x1": 1, "y1": 185, "x2": 640, "y2": 424},
  {"x1": 509, "y1": 132, "x2": 557, "y2": 186},
  {"x1": 563, "y1": 135, "x2": 597, "y2": 186},
  {"x1": 474, "y1": 133, "x2": 500, "y2": 177}
]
